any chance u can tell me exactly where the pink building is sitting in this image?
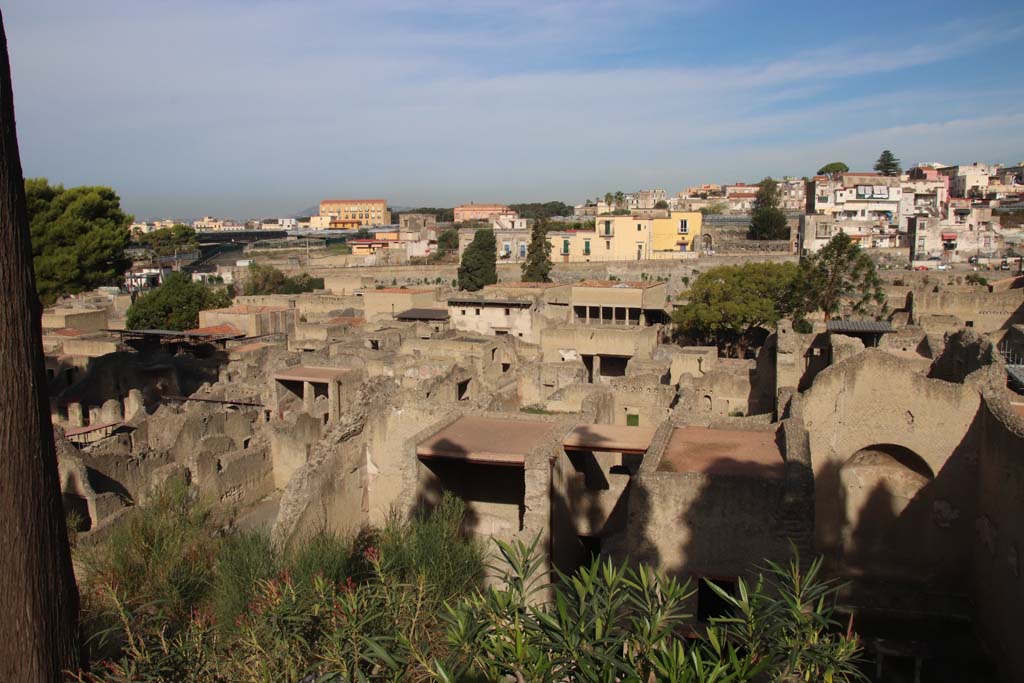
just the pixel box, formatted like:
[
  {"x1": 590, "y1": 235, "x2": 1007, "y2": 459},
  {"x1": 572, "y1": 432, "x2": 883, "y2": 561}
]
[{"x1": 453, "y1": 203, "x2": 517, "y2": 223}]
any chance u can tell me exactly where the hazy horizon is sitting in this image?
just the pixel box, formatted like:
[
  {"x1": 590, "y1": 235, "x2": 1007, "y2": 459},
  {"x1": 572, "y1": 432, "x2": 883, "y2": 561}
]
[{"x1": 6, "y1": 0, "x2": 1024, "y2": 220}]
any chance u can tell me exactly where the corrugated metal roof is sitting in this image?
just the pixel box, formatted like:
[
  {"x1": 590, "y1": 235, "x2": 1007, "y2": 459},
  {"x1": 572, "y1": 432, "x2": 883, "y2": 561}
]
[{"x1": 826, "y1": 319, "x2": 895, "y2": 334}]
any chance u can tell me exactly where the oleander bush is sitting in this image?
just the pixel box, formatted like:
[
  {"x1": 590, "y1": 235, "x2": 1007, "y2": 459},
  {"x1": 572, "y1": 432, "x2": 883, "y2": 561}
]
[{"x1": 71, "y1": 483, "x2": 862, "y2": 682}]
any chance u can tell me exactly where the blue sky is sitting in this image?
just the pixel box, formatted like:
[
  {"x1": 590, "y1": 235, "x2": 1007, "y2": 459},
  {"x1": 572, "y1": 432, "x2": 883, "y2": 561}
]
[{"x1": 5, "y1": 0, "x2": 1024, "y2": 219}]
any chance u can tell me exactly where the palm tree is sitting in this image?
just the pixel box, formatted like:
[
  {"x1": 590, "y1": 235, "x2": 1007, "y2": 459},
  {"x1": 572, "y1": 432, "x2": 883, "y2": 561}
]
[
  {"x1": 603, "y1": 192, "x2": 613, "y2": 209},
  {"x1": 614, "y1": 191, "x2": 625, "y2": 210}
]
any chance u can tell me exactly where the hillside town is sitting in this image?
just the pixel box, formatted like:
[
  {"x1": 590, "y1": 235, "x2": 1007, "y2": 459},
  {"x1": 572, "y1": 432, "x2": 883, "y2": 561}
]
[{"x1": 20, "y1": 151, "x2": 1019, "y2": 682}]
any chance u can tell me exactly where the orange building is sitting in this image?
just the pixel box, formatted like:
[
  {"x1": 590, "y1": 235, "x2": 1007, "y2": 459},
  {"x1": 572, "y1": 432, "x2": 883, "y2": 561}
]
[
  {"x1": 453, "y1": 203, "x2": 516, "y2": 223},
  {"x1": 318, "y1": 199, "x2": 391, "y2": 228}
]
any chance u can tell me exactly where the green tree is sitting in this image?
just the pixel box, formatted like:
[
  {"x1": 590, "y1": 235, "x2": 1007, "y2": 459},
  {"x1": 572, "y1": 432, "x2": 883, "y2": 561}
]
[
  {"x1": 521, "y1": 218, "x2": 552, "y2": 282},
  {"x1": 816, "y1": 162, "x2": 849, "y2": 176},
  {"x1": 457, "y1": 228, "x2": 497, "y2": 291},
  {"x1": 126, "y1": 272, "x2": 232, "y2": 330},
  {"x1": 749, "y1": 177, "x2": 789, "y2": 240},
  {"x1": 614, "y1": 190, "x2": 625, "y2": 210},
  {"x1": 136, "y1": 223, "x2": 197, "y2": 257},
  {"x1": 508, "y1": 202, "x2": 574, "y2": 220},
  {"x1": 673, "y1": 262, "x2": 800, "y2": 355},
  {"x1": 654, "y1": 199, "x2": 669, "y2": 209},
  {"x1": 699, "y1": 201, "x2": 728, "y2": 216},
  {"x1": 398, "y1": 207, "x2": 454, "y2": 223},
  {"x1": 436, "y1": 227, "x2": 459, "y2": 253},
  {"x1": 243, "y1": 263, "x2": 322, "y2": 295},
  {"x1": 794, "y1": 232, "x2": 886, "y2": 320},
  {"x1": 26, "y1": 178, "x2": 133, "y2": 304},
  {"x1": 603, "y1": 192, "x2": 613, "y2": 208},
  {"x1": 873, "y1": 149, "x2": 901, "y2": 176}
]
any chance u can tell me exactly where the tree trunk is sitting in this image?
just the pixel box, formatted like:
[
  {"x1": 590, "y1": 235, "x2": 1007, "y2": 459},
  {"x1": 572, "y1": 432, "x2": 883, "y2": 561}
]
[{"x1": 0, "y1": 10, "x2": 80, "y2": 682}]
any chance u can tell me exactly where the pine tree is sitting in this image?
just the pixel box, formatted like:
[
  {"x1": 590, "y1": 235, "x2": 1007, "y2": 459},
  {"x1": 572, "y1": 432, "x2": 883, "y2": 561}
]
[
  {"x1": 521, "y1": 219, "x2": 552, "y2": 282},
  {"x1": 794, "y1": 232, "x2": 886, "y2": 320},
  {"x1": 0, "y1": 12, "x2": 81, "y2": 680},
  {"x1": 873, "y1": 150, "x2": 901, "y2": 176},
  {"x1": 749, "y1": 177, "x2": 789, "y2": 240},
  {"x1": 457, "y1": 229, "x2": 497, "y2": 291}
]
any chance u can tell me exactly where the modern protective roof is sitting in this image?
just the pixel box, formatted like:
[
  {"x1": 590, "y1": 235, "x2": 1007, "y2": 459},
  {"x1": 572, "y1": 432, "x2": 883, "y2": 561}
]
[
  {"x1": 416, "y1": 415, "x2": 556, "y2": 466},
  {"x1": 658, "y1": 426, "x2": 785, "y2": 479},
  {"x1": 563, "y1": 424, "x2": 657, "y2": 454},
  {"x1": 447, "y1": 297, "x2": 533, "y2": 307},
  {"x1": 395, "y1": 308, "x2": 450, "y2": 321},
  {"x1": 826, "y1": 320, "x2": 895, "y2": 334}
]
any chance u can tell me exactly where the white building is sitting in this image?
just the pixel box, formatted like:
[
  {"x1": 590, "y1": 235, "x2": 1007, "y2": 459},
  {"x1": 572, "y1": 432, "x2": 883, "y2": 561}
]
[
  {"x1": 447, "y1": 295, "x2": 538, "y2": 343},
  {"x1": 809, "y1": 172, "x2": 902, "y2": 225}
]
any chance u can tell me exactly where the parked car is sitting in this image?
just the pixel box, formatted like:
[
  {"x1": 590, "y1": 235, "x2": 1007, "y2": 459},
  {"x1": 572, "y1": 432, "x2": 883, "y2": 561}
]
[
  {"x1": 936, "y1": 263, "x2": 951, "y2": 270},
  {"x1": 914, "y1": 265, "x2": 929, "y2": 271}
]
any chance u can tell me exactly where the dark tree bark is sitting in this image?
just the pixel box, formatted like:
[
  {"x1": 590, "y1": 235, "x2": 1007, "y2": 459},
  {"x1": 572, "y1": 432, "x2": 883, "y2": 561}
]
[{"x1": 0, "y1": 10, "x2": 80, "y2": 682}]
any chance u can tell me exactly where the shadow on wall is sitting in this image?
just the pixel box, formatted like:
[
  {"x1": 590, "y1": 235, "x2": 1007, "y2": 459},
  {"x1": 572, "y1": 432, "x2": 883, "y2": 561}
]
[
  {"x1": 816, "y1": 421, "x2": 981, "y2": 595},
  {"x1": 550, "y1": 422, "x2": 638, "y2": 577},
  {"x1": 747, "y1": 337, "x2": 778, "y2": 415},
  {"x1": 55, "y1": 348, "x2": 230, "y2": 415},
  {"x1": 798, "y1": 333, "x2": 831, "y2": 392}
]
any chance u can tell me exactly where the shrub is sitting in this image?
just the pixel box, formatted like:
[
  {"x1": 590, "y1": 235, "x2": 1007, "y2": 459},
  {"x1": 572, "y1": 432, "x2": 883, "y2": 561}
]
[
  {"x1": 73, "y1": 497, "x2": 861, "y2": 683},
  {"x1": 210, "y1": 531, "x2": 277, "y2": 631},
  {"x1": 793, "y1": 318, "x2": 814, "y2": 334}
]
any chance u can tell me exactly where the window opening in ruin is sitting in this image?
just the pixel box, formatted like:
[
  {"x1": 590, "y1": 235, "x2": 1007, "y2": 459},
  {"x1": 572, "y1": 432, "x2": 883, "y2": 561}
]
[
  {"x1": 216, "y1": 459, "x2": 223, "y2": 473},
  {"x1": 579, "y1": 535, "x2": 601, "y2": 562},
  {"x1": 496, "y1": 330, "x2": 508, "y2": 336},
  {"x1": 501, "y1": 362, "x2": 511, "y2": 373},
  {"x1": 370, "y1": 339, "x2": 380, "y2": 350},
  {"x1": 599, "y1": 355, "x2": 629, "y2": 378},
  {"x1": 457, "y1": 379, "x2": 470, "y2": 401},
  {"x1": 703, "y1": 395, "x2": 713, "y2": 411},
  {"x1": 697, "y1": 577, "x2": 736, "y2": 622},
  {"x1": 582, "y1": 355, "x2": 595, "y2": 383},
  {"x1": 475, "y1": 308, "x2": 480, "y2": 315},
  {"x1": 626, "y1": 414, "x2": 640, "y2": 427},
  {"x1": 242, "y1": 437, "x2": 251, "y2": 450},
  {"x1": 504, "y1": 308, "x2": 510, "y2": 316},
  {"x1": 966, "y1": 321, "x2": 974, "y2": 328}
]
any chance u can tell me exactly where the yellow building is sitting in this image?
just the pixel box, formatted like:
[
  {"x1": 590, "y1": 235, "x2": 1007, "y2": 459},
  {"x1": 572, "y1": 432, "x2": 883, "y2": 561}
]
[
  {"x1": 318, "y1": 199, "x2": 391, "y2": 228},
  {"x1": 651, "y1": 211, "x2": 702, "y2": 254},
  {"x1": 548, "y1": 230, "x2": 598, "y2": 262},
  {"x1": 545, "y1": 212, "x2": 703, "y2": 262},
  {"x1": 589, "y1": 216, "x2": 655, "y2": 260}
]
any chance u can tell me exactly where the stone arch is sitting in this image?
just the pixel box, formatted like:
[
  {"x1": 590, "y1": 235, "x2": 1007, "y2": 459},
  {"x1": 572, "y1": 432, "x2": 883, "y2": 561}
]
[
  {"x1": 700, "y1": 234, "x2": 713, "y2": 253},
  {"x1": 834, "y1": 443, "x2": 936, "y2": 578}
]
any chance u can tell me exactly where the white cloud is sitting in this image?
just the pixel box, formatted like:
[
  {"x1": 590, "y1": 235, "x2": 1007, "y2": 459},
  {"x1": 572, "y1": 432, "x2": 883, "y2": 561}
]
[{"x1": 3, "y1": 0, "x2": 1023, "y2": 216}]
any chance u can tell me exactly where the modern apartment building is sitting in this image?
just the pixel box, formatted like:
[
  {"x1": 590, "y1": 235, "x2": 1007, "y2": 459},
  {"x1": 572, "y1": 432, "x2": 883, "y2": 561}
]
[
  {"x1": 318, "y1": 199, "x2": 391, "y2": 228},
  {"x1": 808, "y1": 172, "x2": 902, "y2": 225}
]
